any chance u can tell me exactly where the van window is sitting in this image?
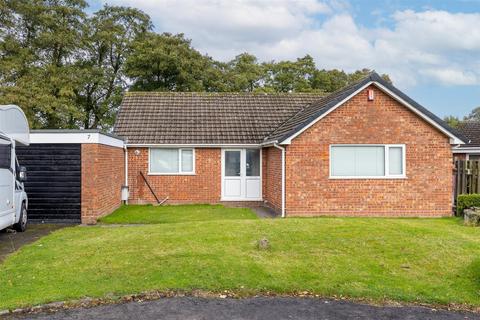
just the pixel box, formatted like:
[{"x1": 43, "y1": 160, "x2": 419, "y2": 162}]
[{"x1": 0, "y1": 143, "x2": 11, "y2": 169}]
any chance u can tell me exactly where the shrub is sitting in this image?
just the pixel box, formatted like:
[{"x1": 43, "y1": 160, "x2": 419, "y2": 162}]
[{"x1": 456, "y1": 194, "x2": 480, "y2": 216}]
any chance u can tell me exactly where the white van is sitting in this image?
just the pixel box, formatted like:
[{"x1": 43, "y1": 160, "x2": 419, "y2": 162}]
[{"x1": 0, "y1": 105, "x2": 29, "y2": 232}]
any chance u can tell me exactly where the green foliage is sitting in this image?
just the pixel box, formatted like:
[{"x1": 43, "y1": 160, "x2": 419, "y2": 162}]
[
  {"x1": 263, "y1": 55, "x2": 316, "y2": 92},
  {"x1": 464, "y1": 106, "x2": 480, "y2": 122},
  {"x1": 0, "y1": 0, "x2": 87, "y2": 128},
  {"x1": 444, "y1": 115, "x2": 461, "y2": 128},
  {"x1": 125, "y1": 32, "x2": 217, "y2": 91},
  {"x1": 75, "y1": 5, "x2": 152, "y2": 128},
  {"x1": 1, "y1": 216, "x2": 479, "y2": 309},
  {"x1": 457, "y1": 194, "x2": 480, "y2": 216},
  {"x1": 0, "y1": 1, "x2": 392, "y2": 129},
  {"x1": 224, "y1": 53, "x2": 263, "y2": 92}
]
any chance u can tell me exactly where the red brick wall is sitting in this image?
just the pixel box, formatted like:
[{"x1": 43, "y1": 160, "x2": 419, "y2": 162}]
[
  {"x1": 127, "y1": 147, "x2": 221, "y2": 203},
  {"x1": 262, "y1": 146, "x2": 282, "y2": 212},
  {"x1": 81, "y1": 144, "x2": 125, "y2": 224},
  {"x1": 285, "y1": 85, "x2": 453, "y2": 217}
]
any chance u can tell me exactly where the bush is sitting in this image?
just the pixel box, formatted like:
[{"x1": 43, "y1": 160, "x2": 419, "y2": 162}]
[{"x1": 456, "y1": 194, "x2": 480, "y2": 216}]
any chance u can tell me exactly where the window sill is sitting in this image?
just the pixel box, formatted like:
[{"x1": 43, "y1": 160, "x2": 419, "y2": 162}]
[
  {"x1": 329, "y1": 176, "x2": 407, "y2": 180},
  {"x1": 148, "y1": 172, "x2": 196, "y2": 176}
]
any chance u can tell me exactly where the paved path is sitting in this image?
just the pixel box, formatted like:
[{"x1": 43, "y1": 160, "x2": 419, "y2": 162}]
[
  {"x1": 7, "y1": 297, "x2": 479, "y2": 320},
  {"x1": 0, "y1": 224, "x2": 69, "y2": 261},
  {"x1": 251, "y1": 206, "x2": 279, "y2": 218}
]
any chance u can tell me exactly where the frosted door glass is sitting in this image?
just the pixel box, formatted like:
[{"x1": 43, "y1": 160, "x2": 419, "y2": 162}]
[
  {"x1": 181, "y1": 149, "x2": 193, "y2": 172},
  {"x1": 225, "y1": 151, "x2": 241, "y2": 176},
  {"x1": 389, "y1": 147, "x2": 403, "y2": 175},
  {"x1": 150, "y1": 149, "x2": 179, "y2": 173},
  {"x1": 246, "y1": 149, "x2": 260, "y2": 176}
]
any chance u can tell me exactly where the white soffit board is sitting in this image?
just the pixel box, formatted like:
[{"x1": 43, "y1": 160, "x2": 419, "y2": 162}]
[{"x1": 30, "y1": 132, "x2": 124, "y2": 148}]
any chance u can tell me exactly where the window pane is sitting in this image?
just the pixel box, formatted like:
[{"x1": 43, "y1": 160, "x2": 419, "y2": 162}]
[
  {"x1": 246, "y1": 149, "x2": 260, "y2": 176},
  {"x1": 0, "y1": 142, "x2": 11, "y2": 169},
  {"x1": 331, "y1": 146, "x2": 355, "y2": 176},
  {"x1": 331, "y1": 146, "x2": 384, "y2": 177},
  {"x1": 150, "y1": 149, "x2": 178, "y2": 173},
  {"x1": 355, "y1": 146, "x2": 384, "y2": 176},
  {"x1": 389, "y1": 147, "x2": 403, "y2": 175},
  {"x1": 225, "y1": 151, "x2": 240, "y2": 176},
  {"x1": 181, "y1": 149, "x2": 193, "y2": 172}
]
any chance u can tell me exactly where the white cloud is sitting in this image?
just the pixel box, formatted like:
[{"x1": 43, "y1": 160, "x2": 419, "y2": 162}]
[
  {"x1": 102, "y1": 0, "x2": 480, "y2": 87},
  {"x1": 420, "y1": 68, "x2": 479, "y2": 85}
]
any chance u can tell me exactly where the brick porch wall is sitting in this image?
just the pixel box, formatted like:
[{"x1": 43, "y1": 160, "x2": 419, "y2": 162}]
[
  {"x1": 127, "y1": 147, "x2": 221, "y2": 204},
  {"x1": 285, "y1": 85, "x2": 453, "y2": 217},
  {"x1": 262, "y1": 146, "x2": 282, "y2": 213},
  {"x1": 81, "y1": 144, "x2": 125, "y2": 224}
]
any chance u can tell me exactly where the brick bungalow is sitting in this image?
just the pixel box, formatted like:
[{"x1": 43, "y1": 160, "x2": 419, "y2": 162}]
[{"x1": 114, "y1": 72, "x2": 465, "y2": 217}]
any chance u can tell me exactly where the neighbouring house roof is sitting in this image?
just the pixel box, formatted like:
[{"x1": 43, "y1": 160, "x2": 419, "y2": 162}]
[
  {"x1": 114, "y1": 72, "x2": 465, "y2": 145},
  {"x1": 455, "y1": 122, "x2": 480, "y2": 147}
]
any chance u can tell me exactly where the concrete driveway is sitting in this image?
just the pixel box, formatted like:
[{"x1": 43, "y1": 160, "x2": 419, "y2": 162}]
[
  {"x1": 6, "y1": 297, "x2": 479, "y2": 320},
  {"x1": 0, "y1": 224, "x2": 69, "y2": 262}
]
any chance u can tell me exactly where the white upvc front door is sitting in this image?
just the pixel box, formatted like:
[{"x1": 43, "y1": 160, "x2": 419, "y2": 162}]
[{"x1": 221, "y1": 148, "x2": 262, "y2": 201}]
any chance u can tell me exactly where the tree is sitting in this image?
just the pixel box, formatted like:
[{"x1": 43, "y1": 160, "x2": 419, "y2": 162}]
[
  {"x1": 225, "y1": 53, "x2": 263, "y2": 92},
  {"x1": 464, "y1": 107, "x2": 480, "y2": 122},
  {"x1": 311, "y1": 69, "x2": 348, "y2": 93},
  {"x1": 262, "y1": 55, "x2": 316, "y2": 92},
  {"x1": 75, "y1": 5, "x2": 152, "y2": 129},
  {"x1": 444, "y1": 115, "x2": 461, "y2": 128},
  {"x1": 125, "y1": 33, "x2": 216, "y2": 91},
  {"x1": 0, "y1": 0, "x2": 87, "y2": 128}
]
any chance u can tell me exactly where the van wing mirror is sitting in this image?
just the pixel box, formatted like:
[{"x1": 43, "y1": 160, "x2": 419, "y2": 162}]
[{"x1": 18, "y1": 166, "x2": 27, "y2": 182}]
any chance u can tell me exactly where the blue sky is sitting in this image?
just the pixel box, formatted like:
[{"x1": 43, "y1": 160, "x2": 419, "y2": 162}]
[{"x1": 88, "y1": 0, "x2": 480, "y2": 118}]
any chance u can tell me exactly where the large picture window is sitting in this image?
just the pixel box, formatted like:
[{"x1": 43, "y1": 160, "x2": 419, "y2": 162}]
[
  {"x1": 149, "y1": 148, "x2": 195, "y2": 174},
  {"x1": 330, "y1": 145, "x2": 405, "y2": 178}
]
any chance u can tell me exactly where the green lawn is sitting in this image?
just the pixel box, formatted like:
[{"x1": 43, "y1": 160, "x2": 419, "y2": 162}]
[
  {"x1": 98, "y1": 204, "x2": 258, "y2": 224},
  {"x1": 0, "y1": 212, "x2": 479, "y2": 310}
]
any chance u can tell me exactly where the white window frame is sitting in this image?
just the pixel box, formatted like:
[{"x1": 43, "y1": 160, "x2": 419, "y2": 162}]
[
  {"x1": 148, "y1": 147, "x2": 195, "y2": 175},
  {"x1": 329, "y1": 144, "x2": 406, "y2": 179}
]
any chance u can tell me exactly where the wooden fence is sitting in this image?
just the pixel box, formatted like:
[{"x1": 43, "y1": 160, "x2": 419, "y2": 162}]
[{"x1": 454, "y1": 160, "x2": 480, "y2": 199}]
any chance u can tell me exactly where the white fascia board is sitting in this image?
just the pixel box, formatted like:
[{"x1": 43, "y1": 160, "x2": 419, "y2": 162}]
[
  {"x1": 126, "y1": 143, "x2": 261, "y2": 148},
  {"x1": 30, "y1": 132, "x2": 124, "y2": 148},
  {"x1": 452, "y1": 147, "x2": 480, "y2": 153},
  {"x1": 280, "y1": 81, "x2": 465, "y2": 145}
]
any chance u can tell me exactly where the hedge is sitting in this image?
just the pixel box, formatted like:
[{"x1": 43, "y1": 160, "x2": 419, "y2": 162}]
[{"x1": 456, "y1": 194, "x2": 480, "y2": 216}]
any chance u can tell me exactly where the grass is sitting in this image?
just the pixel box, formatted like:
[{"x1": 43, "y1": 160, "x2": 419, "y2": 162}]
[
  {"x1": 0, "y1": 212, "x2": 479, "y2": 310},
  {"x1": 98, "y1": 204, "x2": 258, "y2": 224}
]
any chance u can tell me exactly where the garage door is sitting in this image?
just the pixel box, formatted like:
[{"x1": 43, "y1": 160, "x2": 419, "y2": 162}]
[{"x1": 16, "y1": 143, "x2": 81, "y2": 222}]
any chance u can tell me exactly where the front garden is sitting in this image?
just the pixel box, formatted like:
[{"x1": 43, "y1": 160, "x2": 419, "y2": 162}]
[{"x1": 0, "y1": 205, "x2": 479, "y2": 311}]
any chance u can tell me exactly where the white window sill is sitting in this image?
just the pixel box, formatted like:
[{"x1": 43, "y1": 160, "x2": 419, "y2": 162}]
[
  {"x1": 329, "y1": 176, "x2": 407, "y2": 180},
  {"x1": 148, "y1": 172, "x2": 196, "y2": 176}
]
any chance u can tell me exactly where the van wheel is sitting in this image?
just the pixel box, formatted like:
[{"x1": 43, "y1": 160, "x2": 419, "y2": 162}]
[{"x1": 13, "y1": 203, "x2": 27, "y2": 232}]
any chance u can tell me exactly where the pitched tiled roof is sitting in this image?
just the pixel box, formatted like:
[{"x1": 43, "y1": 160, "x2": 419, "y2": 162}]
[
  {"x1": 114, "y1": 92, "x2": 323, "y2": 144},
  {"x1": 265, "y1": 72, "x2": 465, "y2": 144},
  {"x1": 456, "y1": 121, "x2": 480, "y2": 146},
  {"x1": 114, "y1": 72, "x2": 465, "y2": 145}
]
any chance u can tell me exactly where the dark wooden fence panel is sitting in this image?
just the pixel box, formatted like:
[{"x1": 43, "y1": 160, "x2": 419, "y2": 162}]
[
  {"x1": 16, "y1": 143, "x2": 81, "y2": 222},
  {"x1": 454, "y1": 160, "x2": 480, "y2": 200}
]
